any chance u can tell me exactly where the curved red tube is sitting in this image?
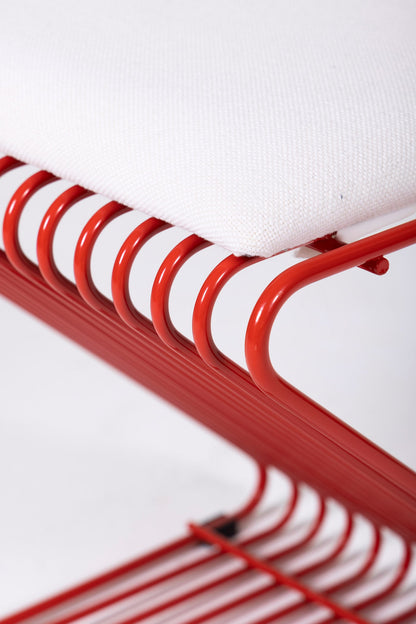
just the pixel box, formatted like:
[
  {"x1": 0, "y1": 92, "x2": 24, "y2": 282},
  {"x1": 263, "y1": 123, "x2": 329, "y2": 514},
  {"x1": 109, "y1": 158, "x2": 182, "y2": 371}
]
[
  {"x1": 3, "y1": 170, "x2": 56, "y2": 278},
  {"x1": 37, "y1": 185, "x2": 92, "y2": 294},
  {"x1": 112, "y1": 217, "x2": 170, "y2": 330},
  {"x1": 242, "y1": 527, "x2": 382, "y2": 624},
  {"x1": 188, "y1": 521, "x2": 371, "y2": 624},
  {"x1": 191, "y1": 519, "x2": 382, "y2": 624},
  {"x1": 336, "y1": 541, "x2": 413, "y2": 623},
  {"x1": 244, "y1": 218, "x2": 416, "y2": 535},
  {"x1": 74, "y1": 201, "x2": 129, "y2": 312},
  {"x1": 0, "y1": 155, "x2": 23, "y2": 176},
  {"x1": 245, "y1": 219, "x2": 416, "y2": 410},
  {"x1": 151, "y1": 234, "x2": 210, "y2": 351},
  {"x1": 233, "y1": 463, "x2": 268, "y2": 520},
  {"x1": 193, "y1": 253, "x2": 259, "y2": 373}
]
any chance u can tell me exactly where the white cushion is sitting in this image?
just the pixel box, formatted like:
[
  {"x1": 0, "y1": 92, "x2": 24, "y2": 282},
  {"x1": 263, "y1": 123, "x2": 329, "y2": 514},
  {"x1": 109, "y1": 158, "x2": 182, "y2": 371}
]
[{"x1": 0, "y1": 0, "x2": 415, "y2": 257}]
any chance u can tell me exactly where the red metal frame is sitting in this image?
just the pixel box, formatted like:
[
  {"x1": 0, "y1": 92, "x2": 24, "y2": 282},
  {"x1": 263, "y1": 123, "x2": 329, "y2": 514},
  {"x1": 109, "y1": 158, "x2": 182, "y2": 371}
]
[
  {"x1": 0, "y1": 155, "x2": 415, "y2": 622},
  {"x1": 0, "y1": 465, "x2": 412, "y2": 623}
]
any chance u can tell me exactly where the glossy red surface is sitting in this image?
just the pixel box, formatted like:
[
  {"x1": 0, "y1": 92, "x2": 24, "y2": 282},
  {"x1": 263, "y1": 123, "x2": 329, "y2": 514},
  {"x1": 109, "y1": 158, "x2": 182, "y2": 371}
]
[
  {"x1": 1, "y1": 156, "x2": 415, "y2": 539},
  {"x1": 1, "y1": 459, "x2": 409, "y2": 624},
  {"x1": 37, "y1": 185, "x2": 92, "y2": 295},
  {"x1": 0, "y1": 155, "x2": 415, "y2": 622}
]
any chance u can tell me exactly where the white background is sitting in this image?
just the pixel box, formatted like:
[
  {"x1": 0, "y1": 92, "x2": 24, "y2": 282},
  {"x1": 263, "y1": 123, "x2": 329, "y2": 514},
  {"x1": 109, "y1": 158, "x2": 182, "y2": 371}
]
[{"x1": 0, "y1": 165, "x2": 415, "y2": 616}]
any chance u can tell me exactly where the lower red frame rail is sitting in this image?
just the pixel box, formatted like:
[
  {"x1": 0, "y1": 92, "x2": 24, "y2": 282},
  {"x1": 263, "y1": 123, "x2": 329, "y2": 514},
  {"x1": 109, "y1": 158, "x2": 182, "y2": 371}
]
[{"x1": 1, "y1": 464, "x2": 414, "y2": 624}]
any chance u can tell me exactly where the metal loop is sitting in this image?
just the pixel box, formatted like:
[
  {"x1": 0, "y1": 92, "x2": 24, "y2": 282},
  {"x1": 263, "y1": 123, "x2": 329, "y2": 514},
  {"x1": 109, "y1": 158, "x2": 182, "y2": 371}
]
[
  {"x1": 3, "y1": 170, "x2": 56, "y2": 278},
  {"x1": 233, "y1": 463, "x2": 268, "y2": 520},
  {"x1": 245, "y1": 219, "x2": 416, "y2": 410},
  {"x1": 37, "y1": 185, "x2": 92, "y2": 294},
  {"x1": 151, "y1": 234, "x2": 210, "y2": 351},
  {"x1": 242, "y1": 521, "x2": 382, "y2": 624},
  {"x1": 74, "y1": 201, "x2": 130, "y2": 313},
  {"x1": 237, "y1": 528, "x2": 382, "y2": 624},
  {"x1": 193, "y1": 254, "x2": 260, "y2": 373},
  {"x1": 344, "y1": 540, "x2": 413, "y2": 620},
  {"x1": 0, "y1": 155, "x2": 23, "y2": 176},
  {"x1": 111, "y1": 218, "x2": 170, "y2": 330},
  {"x1": 244, "y1": 219, "x2": 416, "y2": 540}
]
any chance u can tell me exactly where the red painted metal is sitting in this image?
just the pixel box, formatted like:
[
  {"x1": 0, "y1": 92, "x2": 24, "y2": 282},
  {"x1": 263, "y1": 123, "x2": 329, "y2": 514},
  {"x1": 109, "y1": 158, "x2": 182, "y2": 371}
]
[
  {"x1": 168, "y1": 501, "x2": 329, "y2": 624},
  {"x1": 247, "y1": 524, "x2": 383, "y2": 624},
  {"x1": 188, "y1": 522, "x2": 372, "y2": 624},
  {"x1": 151, "y1": 233, "x2": 210, "y2": 351},
  {"x1": 74, "y1": 201, "x2": 130, "y2": 313},
  {"x1": 306, "y1": 233, "x2": 390, "y2": 275},
  {"x1": 0, "y1": 155, "x2": 23, "y2": 176},
  {"x1": 244, "y1": 218, "x2": 416, "y2": 538},
  {"x1": 37, "y1": 185, "x2": 92, "y2": 294},
  {"x1": 0, "y1": 155, "x2": 415, "y2": 622},
  {"x1": 317, "y1": 541, "x2": 413, "y2": 624},
  {"x1": 386, "y1": 604, "x2": 416, "y2": 624},
  {"x1": 99, "y1": 496, "x2": 325, "y2": 624},
  {"x1": 2, "y1": 461, "x2": 398, "y2": 624},
  {"x1": 3, "y1": 169, "x2": 56, "y2": 278},
  {"x1": 112, "y1": 217, "x2": 170, "y2": 330},
  {"x1": 0, "y1": 464, "x2": 268, "y2": 624},
  {"x1": 193, "y1": 253, "x2": 261, "y2": 372}
]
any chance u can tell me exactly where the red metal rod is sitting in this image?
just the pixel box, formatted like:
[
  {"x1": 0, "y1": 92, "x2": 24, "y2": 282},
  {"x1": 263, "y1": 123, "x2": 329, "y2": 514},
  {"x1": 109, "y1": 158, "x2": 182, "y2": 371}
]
[
  {"x1": 384, "y1": 603, "x2": 416, "y2": 624},
  {"x1": 2, "y1": 464, "x2": 269, "y2": 624},
  {"x1": 4, "y1": 196, "x2": 416, "y2": 540},
  {"x1": 246, "y1": 524, "x2": 383, "y2": 624},
  {"x1": 287, "y1": 508, "x2": 354, "y2": 576},
  {"x1": 111, "y1": 217, "x2": 170, "y2": 330},
  {"x1": 2, "y1": 157, "x2": 415, "y2": 543},
  {"x1": 50, "y1": 480, "x2": 296, "y2": 624},
  {"x1": 181, "y1": 584, "x2": 297, "y2": 624},
  {"x1": 116, "y1": 230, "x2": 281, "y2": 458},
  {"x1": 246, "y1": 219, "x2": 416, "y2": 410},
  {"x1": 37, "y1": 185, "x2": 92, "y2": 295},
  {"x1": 178, "y1": 504, "x2": 356, "y2": 624},
  {"x1": 243, "y1": 480, "x2": 299, "y2": 548},
  {"x1": 151, "y1": 233, "x2": 210, "y2": 352},
  {"x1": 233, "y1": 463, "x2": 268, "y2": 520},
  {"x1": 74, "y1": 483, "x2": 297, "y2": 624},
  {"x1": 150, "y1": 234, "x2": 308, "y2": 479},
  {"x1": 3, "y1": 169, "x2": 57, "y2": 278},
  {"x1": 306, "y1": 234, "x2": 389, "y2": 275},
  {"x1": 0, "y1": 530, "x2": 194, "y2": 624},
  {"x1": 1, "y1": 465, "x2": 267, "y2": 624},
  {"x1": 189, "y1": 522, "x2": 372, "y2": 624},
  {"x1": 102, "y1": 495, "x2": 325, "y2": 624},
  {"x1": 0, "y1": 155, "x2": 23, "y2": 176},
  {"x1": 73, "y1": 201, "x2": 130, "y2": 313},
  {"x1": 245, "y1": 219, "x2": 416, "y2": 539},
  {"x1": 193, "y1": 253, "x2": 260, "y2": 374},
  {"x1": 1, "y1": 158, "x2": 412, "y2": 624},
  {"x1": 319, "y1": 541, "x2": 413, "y2": 624}
]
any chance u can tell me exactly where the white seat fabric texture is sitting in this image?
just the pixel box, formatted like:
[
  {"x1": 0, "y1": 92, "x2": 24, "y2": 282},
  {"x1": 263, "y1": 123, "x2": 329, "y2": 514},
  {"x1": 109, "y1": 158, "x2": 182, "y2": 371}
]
[{"x1": 0, "y1": 0, "x2": 415, "y2": 257}]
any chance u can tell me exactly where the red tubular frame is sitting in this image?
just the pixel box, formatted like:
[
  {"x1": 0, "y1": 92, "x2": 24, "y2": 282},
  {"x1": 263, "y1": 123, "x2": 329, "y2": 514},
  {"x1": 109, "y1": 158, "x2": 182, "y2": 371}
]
[
  {"x1": 74, "y1": 201, "x2": 130, "y2": 313},
  {"x1": 188, "y1": 522, "x2": 371, "y2": 624},
  {"x1": 112, "y1": 218, "x2": 171, "y2": 330},
  {"x1": 37, "y1": 185, "x2": 92, "y2": 294},
  {"x1": 2, "y1": 169, "x2": 57, "y2": 278},
  {"x1": 2, "y1": 158, "x2": 415, "y2": 539},
  {"x1": 0, "y1": 156, "x2": 415, "y2": 622},
  {"x1": 244, "y1": 219, "x2": 416, "y2": 538}
]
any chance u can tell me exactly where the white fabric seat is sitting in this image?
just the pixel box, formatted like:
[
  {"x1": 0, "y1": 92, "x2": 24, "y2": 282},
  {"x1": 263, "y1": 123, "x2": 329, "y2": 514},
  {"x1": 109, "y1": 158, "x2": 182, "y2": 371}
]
[{"x1": 0, "y1": 0, "x2": 415, "y2": 257}]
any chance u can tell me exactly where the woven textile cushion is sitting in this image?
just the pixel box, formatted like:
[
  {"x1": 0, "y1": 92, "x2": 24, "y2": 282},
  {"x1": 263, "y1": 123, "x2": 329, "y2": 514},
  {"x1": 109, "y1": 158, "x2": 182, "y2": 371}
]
[{"x1": 0, "y1": 0, "x2": 415, "y2": 257}]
